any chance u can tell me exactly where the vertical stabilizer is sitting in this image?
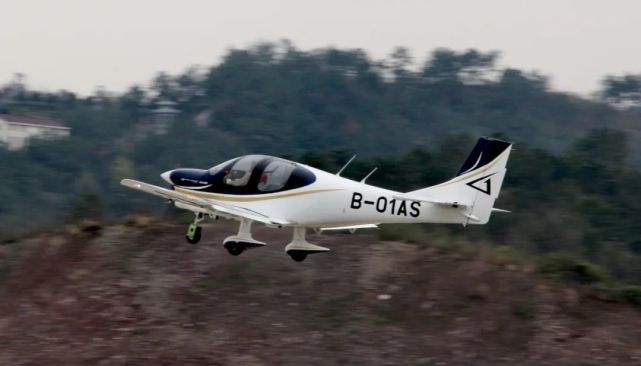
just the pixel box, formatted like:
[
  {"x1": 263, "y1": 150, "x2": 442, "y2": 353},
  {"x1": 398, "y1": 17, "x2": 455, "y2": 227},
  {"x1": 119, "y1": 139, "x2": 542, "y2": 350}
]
[{"x1": 409, "y1": 137, "x2": 512, "y2": 224}]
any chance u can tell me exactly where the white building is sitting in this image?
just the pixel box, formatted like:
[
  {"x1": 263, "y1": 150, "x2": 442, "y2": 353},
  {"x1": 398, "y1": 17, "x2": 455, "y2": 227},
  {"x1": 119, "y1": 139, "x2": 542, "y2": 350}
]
[
  {"x1": 150, "y1": 99, "x2": 180, "y2": 134},
  {"x1": 0, "y1": 114, "x2": 71, "y2": 150}
]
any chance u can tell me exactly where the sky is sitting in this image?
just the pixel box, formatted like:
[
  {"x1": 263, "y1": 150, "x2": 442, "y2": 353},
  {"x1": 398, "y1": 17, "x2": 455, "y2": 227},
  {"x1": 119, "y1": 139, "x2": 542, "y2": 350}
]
[{"x1": 2, "y1": 0, "x2": 640, "y2": 96}]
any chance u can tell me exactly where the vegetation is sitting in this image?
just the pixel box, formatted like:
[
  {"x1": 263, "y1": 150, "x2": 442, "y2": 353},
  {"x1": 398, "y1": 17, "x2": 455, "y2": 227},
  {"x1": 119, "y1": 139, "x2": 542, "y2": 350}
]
[{"x1": 1, "y1": 42, "x2": 641, "y2": 287}]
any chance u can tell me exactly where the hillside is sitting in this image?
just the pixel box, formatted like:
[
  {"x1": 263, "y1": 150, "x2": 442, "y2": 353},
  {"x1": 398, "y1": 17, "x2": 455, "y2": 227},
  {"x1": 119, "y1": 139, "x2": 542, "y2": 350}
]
[
  {"x1": 2, "y1": 46, "x2": 641, "y2": 286},
  {"x1": 1, "y1": 220, "x2": 640, "y2": 365}
]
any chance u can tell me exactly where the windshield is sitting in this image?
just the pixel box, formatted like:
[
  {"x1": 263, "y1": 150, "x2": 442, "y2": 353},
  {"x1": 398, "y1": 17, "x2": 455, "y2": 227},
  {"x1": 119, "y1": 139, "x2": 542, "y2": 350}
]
[{"x1": 208, "y1": 158, "x2": 238, "y2": 175}]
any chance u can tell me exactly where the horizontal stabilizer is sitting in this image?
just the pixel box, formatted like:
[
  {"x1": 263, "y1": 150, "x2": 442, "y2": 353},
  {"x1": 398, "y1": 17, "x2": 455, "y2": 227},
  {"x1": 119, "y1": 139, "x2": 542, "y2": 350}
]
[
  {"x1": 391, "y1": 194, "x2": 469, "y2": 209},
  {"x1": 491, "y1": 208, "x2": 511, "y2": 213},
  {"x1": 460, "y1": 212, "x2": 480, "y2": 222}
]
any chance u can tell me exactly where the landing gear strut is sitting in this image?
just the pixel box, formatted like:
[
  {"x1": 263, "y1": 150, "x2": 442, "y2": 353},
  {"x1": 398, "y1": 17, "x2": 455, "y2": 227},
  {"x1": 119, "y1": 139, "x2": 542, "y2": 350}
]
[
  {"x1": 223, "y1": 219, "x2": 266, "y2": 256},
  {"x1": 285, "y1": 227, "x2": 330, "y2": 262},
  {"x1": 185, "y1": 213, "x2": 205, "y2": 244}
]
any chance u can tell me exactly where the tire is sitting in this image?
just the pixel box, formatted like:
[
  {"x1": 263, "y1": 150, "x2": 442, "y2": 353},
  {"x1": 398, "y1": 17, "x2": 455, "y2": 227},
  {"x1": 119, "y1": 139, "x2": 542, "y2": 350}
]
[
  {"x1": 226, "y1": 245, "x2": 244, "y2": 256},
  {"x1": 289, "y1": 252, "x2": 307, "y2": 262},
  {"x1": 186, "y1": 226, "x2": 202, "y2": 244}
]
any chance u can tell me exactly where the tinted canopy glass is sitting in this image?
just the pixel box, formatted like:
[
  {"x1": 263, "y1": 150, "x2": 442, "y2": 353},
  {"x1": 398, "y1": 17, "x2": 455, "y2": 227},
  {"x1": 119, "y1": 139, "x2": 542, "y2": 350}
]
[
  {"x1": 258, "y1": 160, "x2": 297, "y2": 192},
  {"x1": 208, "y1": 158, "x2": 238, "y2": 175},
  {"x1": 193, "y1": 155, "x2": 316, "y2": 195},
  {"x1": 223, "y1": 155, "x2": 267, "y2": 187}
]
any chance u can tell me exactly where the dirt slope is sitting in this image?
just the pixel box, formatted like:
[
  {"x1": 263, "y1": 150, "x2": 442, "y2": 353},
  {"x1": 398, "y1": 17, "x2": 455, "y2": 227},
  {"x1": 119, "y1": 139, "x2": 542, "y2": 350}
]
[{"x1": 1, "y1": 221, "x2": 640, "y2": 365}]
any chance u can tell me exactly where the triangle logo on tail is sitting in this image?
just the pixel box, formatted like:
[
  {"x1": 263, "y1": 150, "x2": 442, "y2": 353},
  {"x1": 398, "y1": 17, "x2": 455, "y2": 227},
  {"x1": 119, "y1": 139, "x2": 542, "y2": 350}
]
[{"x1": 466, "y1": 173, "x2": 496, "y2": 195}]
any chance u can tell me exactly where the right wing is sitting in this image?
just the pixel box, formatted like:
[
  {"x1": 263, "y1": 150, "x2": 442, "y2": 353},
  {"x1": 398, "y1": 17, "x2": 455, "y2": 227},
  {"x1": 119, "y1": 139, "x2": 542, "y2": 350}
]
[{"x1": 120, "y1": 179, "x2": 292, "y2": 226}]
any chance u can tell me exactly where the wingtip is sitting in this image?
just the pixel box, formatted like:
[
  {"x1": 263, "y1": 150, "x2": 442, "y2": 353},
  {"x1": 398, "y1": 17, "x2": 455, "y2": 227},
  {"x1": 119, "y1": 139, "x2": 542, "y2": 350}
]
[{"x1": 120, "y1": 178, "x2": 142, "y2": 189}]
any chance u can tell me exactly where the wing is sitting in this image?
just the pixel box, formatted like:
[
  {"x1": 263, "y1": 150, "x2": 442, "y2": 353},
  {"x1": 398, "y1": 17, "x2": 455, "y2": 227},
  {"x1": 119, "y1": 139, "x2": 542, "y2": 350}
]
[
  {"x1": 319, "y1": 224, "x2": 378, "y2": 233},
  {"x1": 121, "y1": 179, "x2": 292, "y2": 226}
]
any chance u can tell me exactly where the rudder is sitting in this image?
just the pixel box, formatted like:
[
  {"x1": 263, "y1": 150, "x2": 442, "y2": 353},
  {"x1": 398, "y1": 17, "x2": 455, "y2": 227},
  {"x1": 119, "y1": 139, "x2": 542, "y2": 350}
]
[{"x1": 409, "y1": 137, "x2": 512, "y2": 225}]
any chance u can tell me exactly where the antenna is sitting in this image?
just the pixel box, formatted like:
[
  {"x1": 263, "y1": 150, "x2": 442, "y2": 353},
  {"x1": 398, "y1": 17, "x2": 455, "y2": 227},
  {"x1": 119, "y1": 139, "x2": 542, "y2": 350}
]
[
  {"x1": 360, "y1": 167, "x2": 378, "y2": 183},
  {"x1": 336, "y1": 155, "x2": 356, "y2": 176}
]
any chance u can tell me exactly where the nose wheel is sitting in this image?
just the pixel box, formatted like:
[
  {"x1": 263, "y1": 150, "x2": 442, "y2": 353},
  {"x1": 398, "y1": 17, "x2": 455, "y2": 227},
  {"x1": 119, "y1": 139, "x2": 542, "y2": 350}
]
[
  {"x1": 185, "y1": 213, "x2": 205, "y2": 244},
  {"x1": 186, "y1": 224, "x2": 202, "y2": 244}
]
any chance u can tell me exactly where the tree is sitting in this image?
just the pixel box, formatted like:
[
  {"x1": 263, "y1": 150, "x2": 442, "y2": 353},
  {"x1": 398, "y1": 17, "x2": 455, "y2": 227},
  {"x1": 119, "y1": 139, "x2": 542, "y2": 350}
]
[
  {"x1": 422, "y1": 48, "x2": 499, "y2": 84},
  {"x1": 601, "y1": 74, "x2": 641, "y2": 106},
  {"x1": 388, "y1": 47, "x2": 413, "y2": 81},
  {"x1": 110, "y1": 157, "x2": 136, "y2": 183}
]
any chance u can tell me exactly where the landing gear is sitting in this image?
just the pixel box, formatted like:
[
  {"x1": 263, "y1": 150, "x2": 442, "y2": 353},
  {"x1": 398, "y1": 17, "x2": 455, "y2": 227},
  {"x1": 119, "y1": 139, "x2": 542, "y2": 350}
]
[
  {"x1": 222, "y1": 219, "x2": 266, "y2": 256},
  {"x1": 186, "y1": 224, "x2": 202, "y2": 244},
  {"x1": 288, "y1": 251, "x2": 308, "y2": 262},
  {"x1": 285, "y1": 227, "x2": 330, "y2": 262},
  {"x1": 185, "y1": 213, "x2": 205, "y2": 244},
  {"x1": 225, "y1": 243, "x2": 245, "y2": 256}
]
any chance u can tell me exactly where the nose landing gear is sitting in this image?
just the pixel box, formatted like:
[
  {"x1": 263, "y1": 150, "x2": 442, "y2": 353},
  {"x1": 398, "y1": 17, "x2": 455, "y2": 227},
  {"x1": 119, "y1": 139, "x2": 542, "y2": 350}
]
[{"x1": 185, "y1": 213, "x2": 205, "y2": 244}]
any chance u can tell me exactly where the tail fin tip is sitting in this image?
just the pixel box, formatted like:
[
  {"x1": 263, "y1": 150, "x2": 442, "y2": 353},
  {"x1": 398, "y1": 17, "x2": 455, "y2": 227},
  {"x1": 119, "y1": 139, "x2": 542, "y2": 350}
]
[{"x1": 456, "y1": 137, "x2": 512, "y2": 177}]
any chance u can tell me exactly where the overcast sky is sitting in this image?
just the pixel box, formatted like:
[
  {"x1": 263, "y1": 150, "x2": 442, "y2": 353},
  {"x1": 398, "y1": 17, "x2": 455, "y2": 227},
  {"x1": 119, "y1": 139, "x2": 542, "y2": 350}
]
[{"x1": 2, "y1": 0, "x2": 640, "y2": 96}]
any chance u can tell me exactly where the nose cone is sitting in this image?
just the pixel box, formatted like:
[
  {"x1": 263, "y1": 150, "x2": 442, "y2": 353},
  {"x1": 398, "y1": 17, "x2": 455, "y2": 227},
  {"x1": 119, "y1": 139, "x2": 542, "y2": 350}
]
[{"x1": 161, "y1": 170, "x2": 173, "y2": 184}]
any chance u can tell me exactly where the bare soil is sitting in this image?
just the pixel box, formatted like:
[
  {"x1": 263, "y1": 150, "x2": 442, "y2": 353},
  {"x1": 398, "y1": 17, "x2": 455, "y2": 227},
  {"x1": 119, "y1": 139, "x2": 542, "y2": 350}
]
[{"x1": 1, "y1": 220, "x2": 640, "y2": 365}]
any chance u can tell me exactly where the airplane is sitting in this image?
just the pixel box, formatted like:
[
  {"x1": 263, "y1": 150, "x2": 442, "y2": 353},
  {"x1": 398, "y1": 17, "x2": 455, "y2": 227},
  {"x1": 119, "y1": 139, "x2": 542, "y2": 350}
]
[{"x1": 121, "y1": 137, "x2": 512, "y2": 262}]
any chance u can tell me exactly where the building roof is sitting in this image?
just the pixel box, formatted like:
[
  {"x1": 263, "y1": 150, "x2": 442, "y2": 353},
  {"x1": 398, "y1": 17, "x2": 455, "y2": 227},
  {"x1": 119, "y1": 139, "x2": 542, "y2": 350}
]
[{"x1": 0, "y1": 114, "x2": 69, "y2": 129}]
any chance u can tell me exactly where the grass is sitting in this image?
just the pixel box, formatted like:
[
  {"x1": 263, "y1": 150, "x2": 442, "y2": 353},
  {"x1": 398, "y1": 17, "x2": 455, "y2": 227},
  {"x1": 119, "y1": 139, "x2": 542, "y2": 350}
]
[
  {"x1": 537, "y1": 252, "x2": 609, "y2": 284},
  {"x1": 378, "y1": 224, "x2": 431, "y2": 244},
  {"x1": 378, "y1": 225, "x2": 641, "y2": 308},
  {"x1": 490, "y1": 245, "x2": 523, "y2": 267}
]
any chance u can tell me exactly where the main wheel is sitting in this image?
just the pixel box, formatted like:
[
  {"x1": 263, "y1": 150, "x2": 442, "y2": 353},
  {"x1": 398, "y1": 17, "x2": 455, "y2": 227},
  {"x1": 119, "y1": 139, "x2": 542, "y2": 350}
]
[
  {"x1": 226, "y1": 244, "x2": 244, "y2": 256},
  {"x1": 289, "y1": 252, "x2": 307, "y2": 262},
  {"x1": 186, "y1": 225, "x2": 202, "y2": 244}
]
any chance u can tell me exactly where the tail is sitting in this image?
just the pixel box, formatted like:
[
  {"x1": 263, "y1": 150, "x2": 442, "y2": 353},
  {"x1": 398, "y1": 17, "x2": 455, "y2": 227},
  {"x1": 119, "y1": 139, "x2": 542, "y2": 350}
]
[{"x1": 409, "y1": 137, "x2": 512, "y2": 225}]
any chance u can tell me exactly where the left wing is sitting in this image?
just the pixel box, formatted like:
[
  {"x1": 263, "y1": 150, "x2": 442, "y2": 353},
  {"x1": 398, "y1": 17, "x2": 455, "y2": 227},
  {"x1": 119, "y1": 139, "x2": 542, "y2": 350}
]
[{"x1": 121, "y1": 179, "x2": 292, "y2": 226}]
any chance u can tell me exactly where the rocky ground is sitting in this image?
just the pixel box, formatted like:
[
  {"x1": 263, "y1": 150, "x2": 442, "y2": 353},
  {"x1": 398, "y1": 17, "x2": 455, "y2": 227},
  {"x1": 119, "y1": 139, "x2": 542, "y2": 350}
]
[{"x1": 1, "y1": 219, "x2": 640, "y2": 365}]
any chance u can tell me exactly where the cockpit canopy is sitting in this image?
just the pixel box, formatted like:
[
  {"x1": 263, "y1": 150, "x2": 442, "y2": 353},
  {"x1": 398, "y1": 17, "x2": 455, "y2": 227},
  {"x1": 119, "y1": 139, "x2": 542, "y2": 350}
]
[{"x1": 200, "y1": 155, "x2": 316, "y2": 195}]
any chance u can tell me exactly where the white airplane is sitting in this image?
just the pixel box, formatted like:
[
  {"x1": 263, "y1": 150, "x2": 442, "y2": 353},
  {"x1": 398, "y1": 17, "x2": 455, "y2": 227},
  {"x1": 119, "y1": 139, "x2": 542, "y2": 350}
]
[{"x1": 121, "y1": 137, "x2": 512, "y2": 262}]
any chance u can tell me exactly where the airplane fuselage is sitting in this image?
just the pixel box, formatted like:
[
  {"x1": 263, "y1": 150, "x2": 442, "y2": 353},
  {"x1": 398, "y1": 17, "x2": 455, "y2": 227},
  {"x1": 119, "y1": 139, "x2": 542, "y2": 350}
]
[{"x1": 170, "y1": 163, "x2": 466, "y2": 227}]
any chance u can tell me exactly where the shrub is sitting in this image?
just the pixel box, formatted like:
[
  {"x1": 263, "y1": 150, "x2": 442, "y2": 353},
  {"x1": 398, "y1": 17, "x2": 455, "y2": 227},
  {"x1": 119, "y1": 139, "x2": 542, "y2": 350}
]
[
  {"x1": 537, "y1": 252, "x2": 609, "y2": 284},
  {"x1": 617, "y1": 286, "x2": 641, "y2": 305},
  {"x1": 491, "y1": 245, "x2": 522, "y2": 266},
  {"x1": 378, "y1": 224, "x2": 430, "y2": 244}
]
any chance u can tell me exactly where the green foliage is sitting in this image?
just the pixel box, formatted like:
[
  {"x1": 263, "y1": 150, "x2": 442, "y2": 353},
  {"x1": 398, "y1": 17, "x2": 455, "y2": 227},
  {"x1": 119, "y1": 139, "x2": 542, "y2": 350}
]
[
  {"x1": 601, "y1": 73, "x2": 641, "y2": 105},
  {"x1": 537, "y1": 252, "x2": 609, "y2": 284},
  {"x1": 616, "y1": 286, "x2": 641, "y2": 305},
  {"x1": 72, "y1": 193, "x2": 104, "y2": 221},
  {"x1": 491, "y1": 245, "x2": 522, "y2": 267},
  {"x1": 378, "y1": 224, "x2": 430, "y2": 244},
  {"x1": 110, "y1": 156, "x2": 136, "y2": 183}
]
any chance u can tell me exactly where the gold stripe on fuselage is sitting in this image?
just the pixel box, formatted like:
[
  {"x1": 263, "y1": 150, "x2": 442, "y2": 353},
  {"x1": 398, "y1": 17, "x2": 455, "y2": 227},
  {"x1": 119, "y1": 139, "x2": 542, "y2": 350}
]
[{"x1": 175, "y1": 187, "x2": 343, "y2": 202}]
